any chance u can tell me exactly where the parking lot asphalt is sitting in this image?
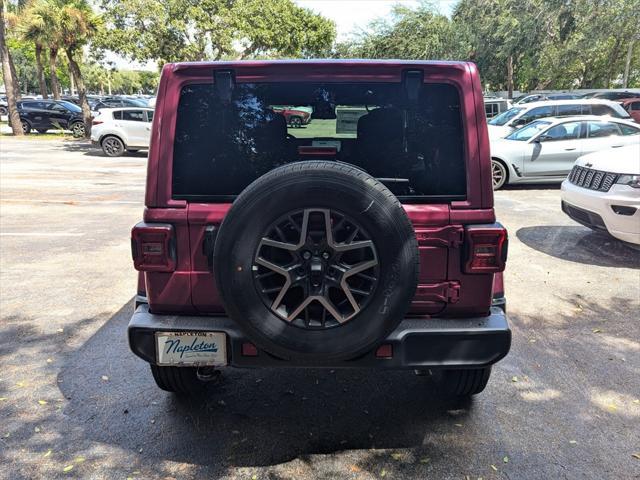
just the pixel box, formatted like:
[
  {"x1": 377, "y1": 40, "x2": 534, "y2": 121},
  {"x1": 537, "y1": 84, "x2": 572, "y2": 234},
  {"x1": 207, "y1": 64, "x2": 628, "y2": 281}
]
[{"x1": 1, "y1": 138, "x2": 639, "y2": 480}]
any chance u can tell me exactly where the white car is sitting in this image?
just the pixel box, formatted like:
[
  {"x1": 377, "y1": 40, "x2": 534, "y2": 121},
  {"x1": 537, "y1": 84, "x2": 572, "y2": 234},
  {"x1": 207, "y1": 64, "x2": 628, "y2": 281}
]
[
  {"x1": 561, "y1": 144, "x2": 640, "y2": 245},
  {"x1": 490, "y1": 116, "x2": 640, "y2": 189},
  {"x1": 487, "y1": 99, "x2": 632, "y2": 140},
  {"x1": 91, "y1": 107, "x2": 154, "y2": 157}
]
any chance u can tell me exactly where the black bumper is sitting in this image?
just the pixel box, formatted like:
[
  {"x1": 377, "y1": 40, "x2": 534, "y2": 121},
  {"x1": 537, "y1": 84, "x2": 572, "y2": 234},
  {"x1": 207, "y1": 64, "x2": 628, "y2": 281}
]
[
  {"x1": 562, "y1": 200, "x2": 607, "y2": 231},
  {"x1": 128, "y1": 305, "x2": 511, "y2": 369}
]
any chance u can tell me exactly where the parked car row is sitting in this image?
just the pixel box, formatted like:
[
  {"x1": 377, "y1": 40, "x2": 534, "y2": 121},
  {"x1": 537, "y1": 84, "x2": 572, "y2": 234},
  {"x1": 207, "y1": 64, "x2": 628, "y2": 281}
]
[
  {"x1": 484, "y1": 93, "x2": 640, "y2": 247},
  {"x1": 58, "y1": 94, "x2": 153, "y2": 111},
  {"x1": 5, "y1": 94, "x2": 157, "y2": 138},
  {"x1": 512, "y1": 90, "x2": 640, "y2": 104},
  {"x1": 487, "y1": 99, "x2": 632, "y2": 139}
]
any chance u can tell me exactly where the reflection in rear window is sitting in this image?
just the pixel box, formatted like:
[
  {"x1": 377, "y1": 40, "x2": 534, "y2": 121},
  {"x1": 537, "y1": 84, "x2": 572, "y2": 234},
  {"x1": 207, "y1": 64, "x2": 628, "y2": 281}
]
[{"x1": 172, "y1": 82, "x2": 467, "y2": 201}]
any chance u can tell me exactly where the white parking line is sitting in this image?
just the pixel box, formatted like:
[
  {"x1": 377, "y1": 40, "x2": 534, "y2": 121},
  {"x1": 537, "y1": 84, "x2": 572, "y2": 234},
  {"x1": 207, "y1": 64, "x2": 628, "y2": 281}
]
[
  {"x1": 0, "y1": 199, "x2": 141, "y2": 205},
  {"x1": 0, "y1": 232, "x2": 85, "y2": 237}
]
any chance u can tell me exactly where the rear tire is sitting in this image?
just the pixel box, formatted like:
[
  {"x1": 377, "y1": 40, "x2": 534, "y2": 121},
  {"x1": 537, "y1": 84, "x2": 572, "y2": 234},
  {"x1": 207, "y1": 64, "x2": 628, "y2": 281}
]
[
  {"x1": 441, "y1": 367, "x2": 492, "y2": 397},
  {"x1": 150, "y1": 365, "x2": 214, "y2": 396},
  {"x1": 491, "y1": 159, "x2": 508, "y2": 190},
  {"x1": 101, "y1": 135, "x2": 125, "y2": 157},
  {"x1": 70, "y1": 121, "x2": 85, "y2": 138},
  {"x1": 21, "y1": 120, "x2": 32, "y2": 134}
]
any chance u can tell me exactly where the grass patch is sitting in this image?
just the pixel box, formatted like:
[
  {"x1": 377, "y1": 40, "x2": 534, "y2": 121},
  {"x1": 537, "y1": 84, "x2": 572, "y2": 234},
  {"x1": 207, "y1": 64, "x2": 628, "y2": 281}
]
[{"x1": 0, "y1": 131, "x2": 77, "y2": 140}]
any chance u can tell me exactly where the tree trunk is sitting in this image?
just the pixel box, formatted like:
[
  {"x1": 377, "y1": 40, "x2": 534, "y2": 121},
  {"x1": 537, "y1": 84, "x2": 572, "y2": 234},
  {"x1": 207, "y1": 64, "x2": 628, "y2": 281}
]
[
  {"x1": 0, "y1": 0, "x2": 23, "y2": 135},
  {"x1": 607, "y1": 38, "x2": 623, "y2": 89},
  {"x1": 35, "y1": 43, "x2": 48, "y2": 99},
  {"x1": 623, "y1": 39, "x2": 635, "y2": 88},
  {"x1": 506, "y1": 55, "x2": 514, "y2": 99},
  {"x1": 69, "y1": 69, "x2": 75, "y2": 96},
  {"x1": 8, "y1": 42, "x2": 20, "y2": 100},
  {"x1": 49, "y1": 47, "x2": 61, "y2": 99},
  {"x1": 65, "y1": 49, "x2": 92, "y2": 138}
]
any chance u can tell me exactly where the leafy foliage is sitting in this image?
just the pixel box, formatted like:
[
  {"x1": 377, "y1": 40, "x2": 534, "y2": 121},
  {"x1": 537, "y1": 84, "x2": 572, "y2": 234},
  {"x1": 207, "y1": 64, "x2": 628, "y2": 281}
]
[
  {"x1": 98, "y1": 0, "x2": 337, "y2": 65},
  {"x1": 335, "y1": 0, "x2": 640, "y2": 90}
]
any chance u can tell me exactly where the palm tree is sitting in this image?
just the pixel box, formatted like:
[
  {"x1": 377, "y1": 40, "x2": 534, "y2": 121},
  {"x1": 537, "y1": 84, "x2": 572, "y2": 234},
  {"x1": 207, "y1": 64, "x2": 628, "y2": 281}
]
[
  {"x1": 48, "y1": 45, "x2": 60, "y2": 99},
  {"x1": 19, "y1": 0, "x2": 66, "y2": 100},
  {"x1": 20, "y1": 0, "x2": 50, "y2": 98},
  {"x1": 51, "y1": 0, "x2": 100, "y2": 137},
  {"x1": 0, "y1": 0, "x2": 23, "y2": 135}
]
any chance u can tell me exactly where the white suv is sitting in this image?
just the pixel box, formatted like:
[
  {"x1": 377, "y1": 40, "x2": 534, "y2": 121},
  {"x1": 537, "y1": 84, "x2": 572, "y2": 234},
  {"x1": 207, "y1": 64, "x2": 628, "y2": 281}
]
[
  {"x1": 91, "y1": 107, "x2": 154, "y2": 157},
  {"x1": 487, "y1": 99, "x2": 632, "y2": 139},
  {"x1": 561, "y1": 143, "x2": 640, "y2": 246}
]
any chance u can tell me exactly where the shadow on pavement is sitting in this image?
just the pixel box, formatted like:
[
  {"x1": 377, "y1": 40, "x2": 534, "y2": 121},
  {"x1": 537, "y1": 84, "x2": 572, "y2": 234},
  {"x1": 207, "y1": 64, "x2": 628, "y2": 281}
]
[
  {"x1": 516, "y1": 225, "x2": 640, "y2": 268},
  {"x1": 61, "y1": 140, "x2": 148, "y2": 158},
  {"x1": 56, "y1": 301, "x2": 477, "y2": 471},
  {"x1": 501, "y1": 183, "x2": 561, "y2": 191},
  {"x1": 37, "y1": 292, "x2": 639, "y2": 478}
]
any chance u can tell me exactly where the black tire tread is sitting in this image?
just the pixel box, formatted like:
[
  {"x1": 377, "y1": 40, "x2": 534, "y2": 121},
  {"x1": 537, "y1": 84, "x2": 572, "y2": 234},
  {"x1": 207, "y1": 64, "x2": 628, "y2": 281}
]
[
  {"x1": 445, "y1": 367, "x2": 491, "y2": 397},
  {"x1": 150, "y1": 365, "x2": 206, "y2": 396}
]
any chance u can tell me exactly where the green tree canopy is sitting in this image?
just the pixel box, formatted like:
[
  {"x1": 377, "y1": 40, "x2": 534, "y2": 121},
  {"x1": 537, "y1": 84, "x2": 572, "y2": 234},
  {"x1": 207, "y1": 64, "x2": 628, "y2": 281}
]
[
  {"x1": 98, "y1": 0, "x2": 337, "y2": 65},
  {"x1": 334, "y1": 0, "x2": 640, "y2": 91},
  {"x1": 337, "y1": 4, "x2": 459, "y2": 60}
]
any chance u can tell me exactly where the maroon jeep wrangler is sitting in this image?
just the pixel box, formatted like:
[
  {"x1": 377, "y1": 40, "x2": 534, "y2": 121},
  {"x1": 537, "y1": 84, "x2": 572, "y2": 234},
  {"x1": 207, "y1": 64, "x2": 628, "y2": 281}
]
[{"x1": 129, "y1": 60, "x2": 510, "y2": 397}]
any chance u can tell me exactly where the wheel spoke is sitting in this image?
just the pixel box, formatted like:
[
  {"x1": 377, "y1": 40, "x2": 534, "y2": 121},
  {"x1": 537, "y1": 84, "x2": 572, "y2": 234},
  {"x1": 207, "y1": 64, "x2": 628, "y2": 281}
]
[
  {"x1": 286, "y1": 295, "x2": 345, "y2": 323},
  {"x1": 333, "y1": 239, "x2": 374, "y2": 253},
  {"x1": 260, "y1": 237, "x2": 299, "y2": 251},
  {"x1": 254, "y1": 208, "x2": 379, "y2": 328}
]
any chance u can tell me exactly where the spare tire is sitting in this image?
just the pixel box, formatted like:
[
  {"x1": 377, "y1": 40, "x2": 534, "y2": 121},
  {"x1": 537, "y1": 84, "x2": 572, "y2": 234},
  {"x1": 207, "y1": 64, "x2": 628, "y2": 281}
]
[{"x1": 213, "y1": 161, "x2": 419, "y2": 362}]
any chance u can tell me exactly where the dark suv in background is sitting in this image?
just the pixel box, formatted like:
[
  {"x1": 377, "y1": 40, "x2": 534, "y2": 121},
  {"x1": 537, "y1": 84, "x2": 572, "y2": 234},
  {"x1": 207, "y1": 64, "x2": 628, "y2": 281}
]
[
  {"x1": 11, "y1": 99, "x2": 86, "y2": 136},
  {"x1": 129, "y1": 60, "x2": 511, "y2": 399}
]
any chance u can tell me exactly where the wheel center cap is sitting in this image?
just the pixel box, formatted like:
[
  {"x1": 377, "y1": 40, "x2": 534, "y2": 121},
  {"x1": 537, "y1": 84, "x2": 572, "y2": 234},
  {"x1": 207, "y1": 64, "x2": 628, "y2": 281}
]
[{"x1": 309, "y1": 255, "x2": 324, "y2": 286}]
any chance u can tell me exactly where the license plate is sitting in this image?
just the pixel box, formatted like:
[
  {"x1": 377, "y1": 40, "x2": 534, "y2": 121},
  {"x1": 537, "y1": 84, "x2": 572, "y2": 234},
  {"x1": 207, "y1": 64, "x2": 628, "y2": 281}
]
[{"x1": 155, "y1": 331, "x2": 227, "y2": 366}]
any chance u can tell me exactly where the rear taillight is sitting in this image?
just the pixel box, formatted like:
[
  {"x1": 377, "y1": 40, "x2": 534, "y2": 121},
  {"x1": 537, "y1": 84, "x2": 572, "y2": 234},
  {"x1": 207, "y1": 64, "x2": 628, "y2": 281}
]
[
  {"x1": 131, "y1": 223, "x2": 176, "y2": 272},
  {"x1": 464, "y1": 225, "x2": 508, "y2": 274}
]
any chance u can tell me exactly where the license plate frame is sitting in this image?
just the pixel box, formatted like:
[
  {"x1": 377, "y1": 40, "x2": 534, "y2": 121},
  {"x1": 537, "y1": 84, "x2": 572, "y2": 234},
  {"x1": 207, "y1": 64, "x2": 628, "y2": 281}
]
[{"x1": 155, "y1": 331, "x2": 227, "y2": 367}]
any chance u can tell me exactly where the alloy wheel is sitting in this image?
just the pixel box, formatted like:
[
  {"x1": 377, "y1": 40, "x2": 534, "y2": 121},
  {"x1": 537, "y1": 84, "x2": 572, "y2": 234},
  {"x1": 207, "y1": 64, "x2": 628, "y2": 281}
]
[
  {"x1": 492, "y1": 160, "x2": 507, "y2": 190},
  {"x1": 71, "y1": 122, "x2": 85, "y2": 138},
  {"x1": 102, "y1": 137, "x2": 124, "y2": 156},
  {"x1": 253, "y1": 208, "x2": 379, "y2": 329}
]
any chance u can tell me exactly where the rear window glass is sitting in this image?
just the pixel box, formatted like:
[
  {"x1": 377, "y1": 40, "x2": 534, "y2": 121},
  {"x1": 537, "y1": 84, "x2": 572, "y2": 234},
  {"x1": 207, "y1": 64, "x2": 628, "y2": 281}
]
[
  {"x1": 587, "y1": 121, "x2": 620, "y2": 137},
  {"x1": 122, "y1": 110, "x2": 145, "y2": 122},
  {"x1": 619, "y1": 123, "x2": 639, "y2": 135},
  {"x1": 172, "y1": 82, "x2": 466, "y2": 202}
]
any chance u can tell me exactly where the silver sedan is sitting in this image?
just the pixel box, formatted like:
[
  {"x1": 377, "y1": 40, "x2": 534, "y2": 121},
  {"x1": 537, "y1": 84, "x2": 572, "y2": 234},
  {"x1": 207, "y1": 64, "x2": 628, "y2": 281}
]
[{"x1": 489, "y1": 115, "x2": 640, "y2": 189}]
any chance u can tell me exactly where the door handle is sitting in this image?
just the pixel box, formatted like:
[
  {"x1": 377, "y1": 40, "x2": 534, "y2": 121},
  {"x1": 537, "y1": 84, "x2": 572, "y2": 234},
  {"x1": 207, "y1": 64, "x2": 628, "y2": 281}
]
[
  {"x1": 564, "y1": 147, "x2": 576, "y2": 151},
  {"x1": 612, "y1": 145, "x2": 623, "y2": 148}
]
